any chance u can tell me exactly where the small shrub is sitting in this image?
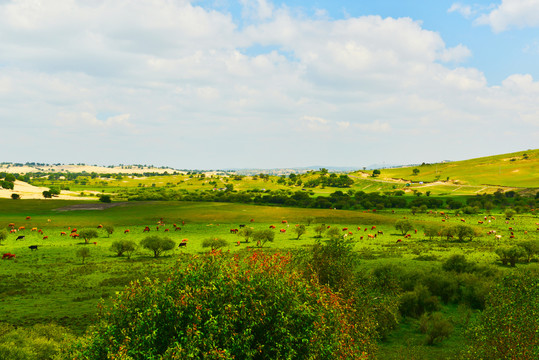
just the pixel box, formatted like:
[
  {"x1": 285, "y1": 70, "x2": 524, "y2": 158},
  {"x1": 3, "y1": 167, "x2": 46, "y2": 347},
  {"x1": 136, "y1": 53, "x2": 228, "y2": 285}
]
[
  {"x1": 442, "y1": 254, "x2": 474, "y2": 273},
  {"x1": 110, "y1": 240, "x2": 137, "y2": 258},
  {"x1": 399, "y1": 284, "x2": 440, "y2": 318},
  {"x1": 201, "y1": 237, "x2": 228, "y2": 250},
  {"x1": 418, "y1": 312, "x2": 453, "y2": 345},
  {"x1": 140, "y1": 235, "x2": 176, "y2": 258}
]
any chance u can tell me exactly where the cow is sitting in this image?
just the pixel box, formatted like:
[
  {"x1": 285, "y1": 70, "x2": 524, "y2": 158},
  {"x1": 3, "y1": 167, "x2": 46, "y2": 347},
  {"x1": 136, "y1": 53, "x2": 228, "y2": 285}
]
[
  {"x1": 60, "y1": 231, "x2": 67, "y2": 236},
  {"x1": 239, "y1": 224, "x2": 246, "y2": 228},
  {"x1": 378, "y1": 230, "x2": 384, "y2": 235},
  {"x1": 16, "y1": 235, "x2": 25, "y2": 240},
  {"x1": 143, "y1": 226, "x2": 150, "y2": 232},
  {"x1": 179, "y1": 242, "x2": 187, "y2": 247},
  {"x1": 250, "y1": 219, "x2": 254, "y2": 222},
  {"x1": 97, "y1": 224, "x2": 103, "y2": 229},
  {"x1": 478, "y1": 221, "x2": 484, "y2": 224},
  {"x1": 10, "y1": 229, "x2": 16, "y2": 233},
  {"x1": 38, "y1": 229, "x2": 43, "y2": 234},
  {"x1": 461, "y1": 218, "x2": 466, "y2": 222},
  {"x1": 282, "y1": 220, "x2": 288, "y2": 224},
  {"x1": 3, "y1": 253, "x2": 16, "y2": 260},
  {"x1": 357, "y1": 227, "x2": 361, "y2": 231},
  {"x1": 8, "y1": 223, "x2": 15, "y2": 227},
  {"x1": 71, "y1": 234, "x2": 79, "y2": 238},
  {"x1": 342, "y1": 228, "x2": 348, "y2": 231},
  {"x1": 280, "y1": 229, "x2": 286, "y2": 233},
  {"x1": 18, "y1": 226, "x2": 25, "y2": 231},
  {"x1": 269, "y1": 225, "x2": 276, "y2": 229},
  {"x1": 71, "y1": 228, "x2": 77, "y2": 233},
  {"x1": 495, "y1": 235, "x2": 502, "y2": 240},
  {"x1": 29, "y1": 245, "x2": 38, "y2": 251},
  {"x1": 42, "y1": 236, "x2": 48, "y2": 240},
  {"x1": 26, "y1": 216, "x2": 31, "y2": 220},
  {"x1": 367, "y1": 234, "x2": 375, "y2": 239},
  {"x1": 230, "y1": 229, "x2": 238, "y2": 234},
  {"x1": 175, "y1": 227, "x2": 181, "y2": 231},
  {"x1": 371, "y1": 226, "x2": 376, "y2": 230},
  {"x1": 31, "y1": 227, "x2": 37, "y2": 231},
  {"x1": 164, "y1": 229, "x2": 170, "y2": 232},
  {"x1": 396, "y1": 239, "x2": 402, "y2": 243},
  {"x1": 236, "y1": 241, "x2": 241, "y2": 246}
]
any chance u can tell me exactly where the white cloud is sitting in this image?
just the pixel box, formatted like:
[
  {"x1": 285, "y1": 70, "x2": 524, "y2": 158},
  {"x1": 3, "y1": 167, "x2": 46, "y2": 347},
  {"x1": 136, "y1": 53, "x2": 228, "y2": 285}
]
[
  {"x1": 448, "y1": 3, "x2": 474, "y2": 18},
  {"x1": 475, "y1": 0, "x2": 539, "y2": 32},
  {"x1": 0, "y1": 0, "x2": 537, "y2": 167}
]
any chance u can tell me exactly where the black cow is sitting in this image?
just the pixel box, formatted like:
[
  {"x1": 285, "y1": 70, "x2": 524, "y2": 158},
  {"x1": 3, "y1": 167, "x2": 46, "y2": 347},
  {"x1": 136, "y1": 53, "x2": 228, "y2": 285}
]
[
  {"x1": 178, "y1": 242, "x2": 187, "y2": 247},
  {"x1": 239, "y1": 224, "x2": 246, "y2": 228},
  {"x1": 16, "y1": 235, "x2": 25, "y2": 240},
  {"x1": 29, "y1": 245, "x2": 38, "y2": 251}
]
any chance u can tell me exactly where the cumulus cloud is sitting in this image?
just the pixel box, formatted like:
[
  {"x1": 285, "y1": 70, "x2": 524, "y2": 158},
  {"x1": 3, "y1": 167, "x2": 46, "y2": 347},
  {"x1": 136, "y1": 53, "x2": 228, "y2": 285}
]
[
  {"x1": 448, "y1": 3, "x2": 474, "y2": 18},
  {"x1": 0, "y1": 0, "x2": 537, "y2": 167},
  {"x1": 475, "y1": 0, "x2": 539, "y2": 32}
]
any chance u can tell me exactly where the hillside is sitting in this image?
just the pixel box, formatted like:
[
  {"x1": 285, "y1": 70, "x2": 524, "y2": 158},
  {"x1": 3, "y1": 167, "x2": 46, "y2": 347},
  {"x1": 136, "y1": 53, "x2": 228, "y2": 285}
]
[{"x1": 367, "y1": 149, "x2": 539, "y2": 188}]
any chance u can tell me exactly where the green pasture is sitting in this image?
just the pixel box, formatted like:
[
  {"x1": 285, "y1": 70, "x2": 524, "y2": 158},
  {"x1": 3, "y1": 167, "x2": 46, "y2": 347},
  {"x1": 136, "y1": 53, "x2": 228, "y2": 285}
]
[
  {"x1": 375, "y1": 149, "x2": 539, "y2": 188},
  {"x1": 1, "y1": 199, "x2": 538, "y2": 358}
]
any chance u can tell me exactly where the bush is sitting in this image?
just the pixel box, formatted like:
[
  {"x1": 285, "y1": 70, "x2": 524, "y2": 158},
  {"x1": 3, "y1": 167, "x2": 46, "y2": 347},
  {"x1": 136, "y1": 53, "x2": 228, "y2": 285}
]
[
  {"x1": 495, "y1": 245, "x2": 526, "y2": 267},
  {"x1": 140, "y1": 235, "x2": 176, "y2": 258},
  {"x1": 466, "y1": 269, "x2": 539, "y2": 359},
  {"x1": 76, "y1": 247, "x2": 90, "y2": 264},
  {"x1": 0, "y1": 230, "x2": 6, "y2": 245},
  {"x1": 99, "y1": 194, "x2": 112, "y2": 203},
  {"x1": 252, "y1": 229, "x2": 274, "y2": 247},
  {"x1": 79, "y1": 229, "x2": 99, "y2": 244},
  {"x1": 399, "y1": 284, "x2": 440, "y2": 318},
  {"x1": 395, "y1": 219, "x2": 413, "y2": 235},
  {"x1": 62, "y1": 251, "x2": 377, "y2": 359},
  {"x1": 201, "y1": 237, "x2": 228, "y2": 250},
  {"x1": 442, "y1": 254, "x2": 474, "y2": 273},
  {"x1": 110, "y1": 240, "x2": 137, "y2": 258},
  {"x1": 11, "y1": 193, "x2": 19, "y2": 200},
  {"x1": 418, "y1": 312, "x2": 453, "y2": 345}
]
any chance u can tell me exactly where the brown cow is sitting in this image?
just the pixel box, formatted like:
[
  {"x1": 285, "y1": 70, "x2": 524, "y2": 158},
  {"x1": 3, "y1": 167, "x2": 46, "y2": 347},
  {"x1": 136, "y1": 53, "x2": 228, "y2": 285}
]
[
  {"x1": 124, "y1": 229, "x2": 130, "y2": 234},
  {"x1": 143, "y1": 226, "x2": 150, "y2": 232}
]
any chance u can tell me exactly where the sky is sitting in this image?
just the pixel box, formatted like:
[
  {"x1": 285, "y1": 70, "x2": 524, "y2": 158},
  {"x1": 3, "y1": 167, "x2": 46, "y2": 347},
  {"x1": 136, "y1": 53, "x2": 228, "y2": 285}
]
[{"x1": 1, "y1": 0, "x2": 538, "y2": 169}]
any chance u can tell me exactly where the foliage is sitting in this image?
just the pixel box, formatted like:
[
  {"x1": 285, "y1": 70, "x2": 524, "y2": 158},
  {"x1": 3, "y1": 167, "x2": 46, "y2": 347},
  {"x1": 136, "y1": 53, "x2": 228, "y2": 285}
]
[
  {"x1": 77, "y1": 247, "x2": 90, "y2": 264},
  {"x1": 79, "y1": 229, "x2": 99, "y2": 244},
  {"x1": 11, "y1": 193, "x2": 20, "y2": 200},
  {"x1": 201, "y1": 237, "x2": 228, "y2": 250},
  {"x1": 62, "y1": 251, "x2": 376, "y2": 359},
  {"x1": 294, "y1": 224, "x2": 307, "y2": 240},
  {"x1": 140, "y1": 235, "x2": 176, "y2": 258},
  {"x1": 418, "y1": 312, "x2": 453, "y2": 345},
  {"x1": 326, "y1": 226, "x2": 341, "y2": 239},
  {"x1": 452, "y1": 224, "x2": 476, "y2": 242},
  {"x1": 442, "y1": 254, "x2": 474, "y2": 273},
  {"x1": 1, "y1": 180, "x2": 14, "y2": 190},
  {"x1": 0, "y1": 229, "x2": 6, "y2": 244},
  {"x1": 399, "y1": 284, "x2": 440, "y2": 318},
  {"x1": 495, "y1": 245, "x2": 526, "y2": 267},
  {"x1": 0, "y1": 323, "x2": 75, "y2": 360},
  {"x1": 519, "y1": 240, "x2": 539, "y2": 263},
  {"x1": 103, "y1": 225, "x2": 114, "y2": 237},
  {"x1": 314, "y1": 223, "x2": 326, "y2": 238},
  {"x1": 98, "y1": 194, "x2": 111, "y2": 203},
  {"x1": 466, "y1": 269, "x2": 539, "y2": 359},
  {"x1": 395, "y1": 219, "x2": 413, "y2": 236},
  {"x1": 423, "y1": 225, "x2": 440, "y2": 240},
  {"x1": 42, "y1": 190, "x2": 52, "y2": 199},
  {"x1": 238, "y1": 227, "x2": 254, "y2": 243},
  {"x1": 252, "y1": 229, "x2": 274, "y2": 247},
  {"x1": 110, "y1": 240, "x2": 136, "y2": 258}
]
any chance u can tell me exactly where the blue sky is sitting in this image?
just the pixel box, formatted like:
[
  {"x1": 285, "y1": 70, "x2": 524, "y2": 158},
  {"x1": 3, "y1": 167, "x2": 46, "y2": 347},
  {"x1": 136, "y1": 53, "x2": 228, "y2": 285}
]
[{"x1": 1, "y1": 0, "x2": 538, "y2": 169}]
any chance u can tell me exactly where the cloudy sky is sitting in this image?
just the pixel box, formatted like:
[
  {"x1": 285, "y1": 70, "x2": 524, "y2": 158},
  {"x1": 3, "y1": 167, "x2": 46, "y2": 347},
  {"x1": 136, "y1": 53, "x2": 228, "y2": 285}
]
[{"x1": 1, "y1": 0, "x2": 538, "y2": 169}]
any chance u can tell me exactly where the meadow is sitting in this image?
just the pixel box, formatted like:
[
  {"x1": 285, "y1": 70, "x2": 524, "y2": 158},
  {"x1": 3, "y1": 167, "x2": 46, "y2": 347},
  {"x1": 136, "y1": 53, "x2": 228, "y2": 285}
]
[{"x1": 1, "y1": 197, "x2": 538, "y2": 359}]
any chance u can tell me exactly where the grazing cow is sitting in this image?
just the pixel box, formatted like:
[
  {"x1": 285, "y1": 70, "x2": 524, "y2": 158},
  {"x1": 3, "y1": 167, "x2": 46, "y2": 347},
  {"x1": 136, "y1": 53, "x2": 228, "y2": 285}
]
[
  {"x1": 269, "y1": 225, "x2": 276, "y2": 229},
  {"x1": 18, "y1": 226, "x2": 25, "y2": 231},
  {"x1": 250, "y1": 219, "x2": 254, "y2": 222},
  {"x1": 367, "y1": 234, "x2": 375, "y2": 239},
  {"x1": 60, "y1": 232, "x2": 67, "y2": 236},
  {"x1": 414, "y1": 229, "x2": 418, "y2": 234},
  {"x1": 282, "y1": 220, "x2": 288, "y2": 224},
  {"x1": 29, "y1": 245, "x2": 38, "y2": 251},
  {"x1": 371, "y1": 226, "x2": 376, "y2": 230},
  {"x1": 342, "y1": 228, "x2": 348, "y2": 231},
  {"x1": 71, "y1": 228, "x2": 77, "y2": 233},
  {"x1": 396, "y1": 239, "x2": 402, "y2": 243},
  {"x1": 510, "y1": 235, "x2": 515, "y2": 239},
  {"x1": 16, "y1": 235, "x2": 25, "y2": 240},
  {"x1": 97, "y1": 224, "x2": 103, "y2": 229},
  {"x1": 508, "y1": 227, "x2": 513, "y2": 231},
  {"x1": 442, "y1": 219, "x2": 446, "y2": 222},
  {"x1": 175, "y1": 227, "x2": 181, "y2": 231},
  {"x1": 124, "y1": 229, "x2": 130, "y2": 234},
  {"x1": 378, "y1": 230, "x2": 384, "y2": 235},
  {"x1": 179, "y1": 242, "x2": 187, "y2": 247},
  {"x1": 26, "y1": 216, "x2": 31, "y2": 220},
  {"x1": 230, "y1": 229, "x2": 238, "y2": 234},
  {"x1": 495, "y1": 235, "x2": 502, "y2": 240},
  {"x1": 38, "y1": 229, "x2": 43, "y2": 234},
  {"x1": 3, "y1": 253, "x2": 16, "y2": 260},
  {"x1": 357, "y1": 227, "x2": 361, "y2": 231},
  {"x1": 280, "y1": 229, "x2": 286, "y2": 233},
  {"x1": 478, "y1": 221, "x2": 483, "y2": 224},
  {"x1": 164, "y1": 229, "x2": 170, "y2": 232},
  {"x1": 71, "y1": 234, "x2": 79, "y2": 238},
  {"x1": 239, "y1": 224, "x2": 246, "y2": 228},
  {"x1": 236, "y1": 241, "x2": 241, "y2": 246},
  {"x1": 348, "y1": 231, "x2": 353, "y2": 235},
  {"x1": 10, "y1": 229, "x2": 16, "y2": 233},
  {"x1": 31, "y1": 227, "x2": 37, "y2": 231},
  {"x1": 143, "y1": 226, "x2": 150, "y2": 232},
  {"x1": 8, "y1": 223, "x2": 15, "y2": 227},
  {"x1": 42, "y1": 236, "x2": 48, "y2": 240},
  {"x1": 93, "y1": 242, "x2": 97, "y2": 245}
]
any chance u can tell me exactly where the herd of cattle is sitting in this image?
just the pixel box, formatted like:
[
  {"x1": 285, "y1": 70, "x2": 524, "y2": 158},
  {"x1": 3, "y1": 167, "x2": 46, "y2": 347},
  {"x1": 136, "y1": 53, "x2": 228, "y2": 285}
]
[{"x1": 2, "y1": 213, "x2": 537, "y2": 261}]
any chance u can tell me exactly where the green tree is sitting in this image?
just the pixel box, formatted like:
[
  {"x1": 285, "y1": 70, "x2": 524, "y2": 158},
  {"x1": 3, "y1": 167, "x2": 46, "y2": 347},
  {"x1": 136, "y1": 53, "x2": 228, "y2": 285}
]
[
  {"x1": 79, "y1": 229, "x2": 99, "y2": 244},
  {"x1": 504, "y1": 209, "x2": 515, "y2": 219},
  {"x1": 294, "y1": 224, "x2": 306, "y2": 240},
  {"x1": 10, "y1": 193, "x2": 19, "y2": 200},
  {"x1": 452, "y1": 224, "x2": 475, "y2": 242},
  {"x1": 440, "y1": 226, "x2": 456, "y2": 241},
  {"x1": 1, "y1": 180, "x2": 14, "y2": 190},
  {"x1": 314, "y1": 224, "x2": 326, "y2": 238},
  {"x1": 305, "y1": 216, "x2": 316, "y2": 226},
  {"x1": 0, "y1": 229, "x2": 7, "y2": 245},
  {"x1": 495, "y1": 246, "x2": 526, "y2": 267},
  {"x1": 413, "y1": 168, "x2": 420, "y2": 175},
  {"x1": 76, "y1": 247, "x2": 90, "y2": 264},
  {"x1": 423, "y1": 225, "x2": 441, "y2": 240},
  {"x1": 326, "y1": 226, "x2": 341, "y2": 239},
  {"x1": 372, "y1": 169, "x2": 381, "y2": 177},
  {"x1": 252, "y1": 229, "x2": 274, "y2": 247},
  {"x1": 140, "y1": 235, "x2": 176, "y2": 258},
  {"x1": 99, "y1": 194, "x2": 112, "y2": 203},
  {"x1": 520, "y1": 240, "x2": 539, "y2": 263},
  {"x1": 395, "y1": 219, "x2": 413, "y2": 236},
  {"x1": 238, "y1": 227, "x2": 254, "y2": 243},
  {"x1": 103, "y1": 225, "x2": 114, "y2": 238},
  {"x1": 201, "y1": 237, "x2": 228, "y2": 250},
  {"x1": 42, "y1": 190, "x2": 52, "y2": 198},
  {"x1": 110, "y1": 240, "x2": 136, "y2": 258}
]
